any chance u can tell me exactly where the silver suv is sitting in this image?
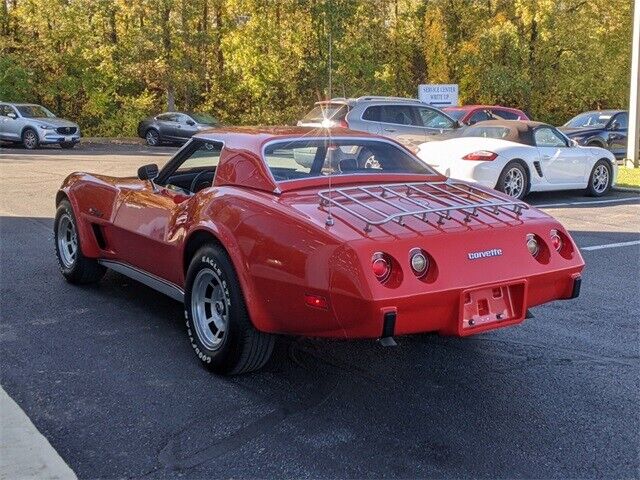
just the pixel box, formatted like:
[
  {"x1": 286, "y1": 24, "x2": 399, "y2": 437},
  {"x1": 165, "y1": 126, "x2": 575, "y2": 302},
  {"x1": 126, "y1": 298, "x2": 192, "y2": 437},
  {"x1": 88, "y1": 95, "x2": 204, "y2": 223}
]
[
  {"x1": 298, "y1": 96, "x2": 461, "y2": 151},
  {"x1": 0, "y1": 102, "x2": 81, "y2": 149}
]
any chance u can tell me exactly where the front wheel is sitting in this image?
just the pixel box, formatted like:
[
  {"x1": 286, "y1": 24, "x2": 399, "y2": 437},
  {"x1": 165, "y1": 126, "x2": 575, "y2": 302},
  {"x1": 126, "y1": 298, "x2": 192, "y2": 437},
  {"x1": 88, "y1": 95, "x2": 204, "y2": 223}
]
[
  {"x1": 184, "y1": 245, "x2": 275, "y2": 375},
  {"x1": 496, "y1": 161, "x2": 528, "y2": 199},
  {"x1": 22, "y1": 128, "x2": 39, "y2": 150},
  {"x1": 586, "y1": 160, "x2": 612, "y2": 197},
  {"x1": 54, "y1": 200, "x2": 106, "y2": 284},
  {"x1": 145, "y1": 129, "x2": 160, "y2": 147}
]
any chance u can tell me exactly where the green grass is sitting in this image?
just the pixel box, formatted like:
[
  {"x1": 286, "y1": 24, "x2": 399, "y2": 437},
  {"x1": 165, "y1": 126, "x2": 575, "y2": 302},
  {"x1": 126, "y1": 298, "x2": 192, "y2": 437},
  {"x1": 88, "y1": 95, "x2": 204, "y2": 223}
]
[{"x1": 617, "y1": 167, "x2": 640, "y2": 189}]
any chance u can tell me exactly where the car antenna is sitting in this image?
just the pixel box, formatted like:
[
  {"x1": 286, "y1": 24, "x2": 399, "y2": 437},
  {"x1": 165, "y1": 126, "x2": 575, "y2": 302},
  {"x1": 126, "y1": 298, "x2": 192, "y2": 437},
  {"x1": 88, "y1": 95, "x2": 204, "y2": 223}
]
[{"x1": 325, "y1": 25, "x2": 335, "y2": 227}]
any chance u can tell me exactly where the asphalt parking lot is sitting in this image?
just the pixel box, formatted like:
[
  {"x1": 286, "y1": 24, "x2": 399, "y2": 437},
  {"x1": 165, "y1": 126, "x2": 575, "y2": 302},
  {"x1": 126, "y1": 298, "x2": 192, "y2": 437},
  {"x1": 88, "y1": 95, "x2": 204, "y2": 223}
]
[{"x1": 1, "y1": 142, "x2": 639, "y2": 479}]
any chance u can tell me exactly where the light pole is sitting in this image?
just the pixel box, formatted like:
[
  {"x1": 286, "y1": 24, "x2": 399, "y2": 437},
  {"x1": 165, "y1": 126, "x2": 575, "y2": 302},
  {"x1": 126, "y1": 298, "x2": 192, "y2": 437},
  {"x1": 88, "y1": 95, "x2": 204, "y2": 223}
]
[{"x1": 627, "y1": 0, "x2": 640, "y2": 168}]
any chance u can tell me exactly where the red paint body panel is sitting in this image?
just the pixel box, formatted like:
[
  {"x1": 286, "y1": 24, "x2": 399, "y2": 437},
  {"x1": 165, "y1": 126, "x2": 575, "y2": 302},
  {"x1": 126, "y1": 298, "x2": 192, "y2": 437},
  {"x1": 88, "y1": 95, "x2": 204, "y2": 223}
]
[
  {"x1": 443, "y1": 105, "x2": 530, "y2": 124},
  {"x1": 57, "y1": 127, "x2": 584, "y2": 339}
]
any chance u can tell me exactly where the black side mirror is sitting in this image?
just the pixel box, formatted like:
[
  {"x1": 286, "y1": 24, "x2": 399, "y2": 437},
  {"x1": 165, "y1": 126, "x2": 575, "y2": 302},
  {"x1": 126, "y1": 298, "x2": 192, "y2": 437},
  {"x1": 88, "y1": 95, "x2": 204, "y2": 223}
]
[
  {"x1": 138, "y1": 163, "x2": 159, "y2": 180},
  {"x1": 186, "y1": 119, "x2": 195, "y2": 126},
  {"x1": 609, "y1": 121, "x2": 620, "y2": 131}
]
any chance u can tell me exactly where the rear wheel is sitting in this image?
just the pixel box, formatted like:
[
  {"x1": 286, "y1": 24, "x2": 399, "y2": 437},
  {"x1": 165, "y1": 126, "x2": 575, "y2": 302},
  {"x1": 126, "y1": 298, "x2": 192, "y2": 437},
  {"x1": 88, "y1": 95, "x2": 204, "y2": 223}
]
[
  {"x1": 145, "y1": 129, "x2": 160, "y2": 146},
  {"x1": 496, "y1": 161, "x2": 528, "y2": 199},
  {"x1": 585, "y1": 160, "x2": 612, "y2": 197},
  {"x1": 22, "y1": 128, "x2": 39, "y2": 150},
  {"x1": 54, "y1": 200, "x2": 106, "y2": 284},
  {"x1": 184, "y1": 244, "x2": 275, "y2": 375}
]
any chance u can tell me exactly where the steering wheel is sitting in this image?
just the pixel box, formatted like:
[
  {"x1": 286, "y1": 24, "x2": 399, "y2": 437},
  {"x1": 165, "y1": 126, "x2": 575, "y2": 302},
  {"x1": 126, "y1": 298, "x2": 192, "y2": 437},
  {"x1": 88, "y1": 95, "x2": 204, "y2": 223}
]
[{"x1": 189, "y1": 169, "x2": 215, "y2": 193}]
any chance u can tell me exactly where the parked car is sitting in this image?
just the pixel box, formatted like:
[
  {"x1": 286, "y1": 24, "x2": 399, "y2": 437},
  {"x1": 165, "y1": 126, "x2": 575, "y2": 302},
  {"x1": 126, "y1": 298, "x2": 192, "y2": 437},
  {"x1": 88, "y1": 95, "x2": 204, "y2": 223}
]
[
  {"x1": 443, "y1": 105, "x2": 529, "y2": 125},
  {"x1": 55, "y1": 126, "x2": 584, "y2": 374},
  {"x1": 559, "y1": 110, "x2": 628, "y2": 160},
  {"x1": 0, "y1": 102, "x2": 81, "y2": 149},
  {"x1": 137, "y1": 112, "x2": 219, "y2": 146},
  {"x1": 416, "y1": 120, "x2": 617, "y2": 199},
  {"x1": 297, "y1": 96, "x2": 462, "y2": 159}
]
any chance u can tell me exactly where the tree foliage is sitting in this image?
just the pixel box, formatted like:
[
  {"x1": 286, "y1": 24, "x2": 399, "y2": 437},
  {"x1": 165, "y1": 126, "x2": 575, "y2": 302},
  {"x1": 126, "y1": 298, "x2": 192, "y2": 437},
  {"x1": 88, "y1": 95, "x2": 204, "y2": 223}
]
[{"x1": 0, "y1": 0, "x2": 633, "y2": 136}]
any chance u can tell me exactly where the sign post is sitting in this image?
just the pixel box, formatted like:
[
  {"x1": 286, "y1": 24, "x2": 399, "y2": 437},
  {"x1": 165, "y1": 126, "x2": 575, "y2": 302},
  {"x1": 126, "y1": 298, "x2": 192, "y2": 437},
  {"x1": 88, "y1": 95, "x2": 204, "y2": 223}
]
[
  {"x1": 627, "y1": 0, "x2": 640, "y2": 168},
  {"x1": 418, "y1": 84, "x2": 459, "y2": 107}
]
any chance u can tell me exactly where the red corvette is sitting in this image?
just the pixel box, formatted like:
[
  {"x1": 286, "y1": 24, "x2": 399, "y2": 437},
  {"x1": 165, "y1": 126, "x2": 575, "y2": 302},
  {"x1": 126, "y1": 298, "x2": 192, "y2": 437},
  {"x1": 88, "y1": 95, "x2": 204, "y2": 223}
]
[{"x1": 55, "y1": 127, "x2": 584, "y2": 374}]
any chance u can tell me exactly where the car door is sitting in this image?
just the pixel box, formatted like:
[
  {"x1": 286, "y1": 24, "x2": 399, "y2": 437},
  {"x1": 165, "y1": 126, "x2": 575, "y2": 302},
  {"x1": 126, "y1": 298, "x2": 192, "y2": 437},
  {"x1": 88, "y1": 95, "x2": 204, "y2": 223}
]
[
  {"x1": 174, "y1": 114, "x2": 199, "y2": 141},
  {"x1": 606, "y1": 112, "x2": 628, "y2": 158},
  {"x1": 414, "y1": 106, "x2": 458, "y2": 140},
  {"x1": 0, "y1": 105, "x2": 22, "y2": 141},
  {"x1": 534, "y1": 126, "x2": 587, "y2": 184},
  {"x1": 157, "y1": 113, "x2": 181, "y2": 140},
  {"x1": 109, "y1": 139, "x2": 222, "y2": 281}
]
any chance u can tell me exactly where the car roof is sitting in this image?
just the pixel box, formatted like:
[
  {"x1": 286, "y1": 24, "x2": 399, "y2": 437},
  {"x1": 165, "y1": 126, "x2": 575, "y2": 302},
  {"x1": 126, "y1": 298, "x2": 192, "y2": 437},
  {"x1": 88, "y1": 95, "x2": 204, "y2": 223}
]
[
  {"x1": 315, "y1": 96, "x2": 425, "y2": 107},
  {"x1": 461, "y1": 120, "x2": 554, "y2": 146},
  {"x1": 444, "y1": 105, "x2": 523, "y2": 111},
  {"x1": 194, "y1": 126, "x2": 380, "y2": 145},
  {"x1": 578, "y1": 109, "x2": 626, "y2": 115},
  {"x1": 3, "y1": 103, "x2": 42, "y2": 107}
]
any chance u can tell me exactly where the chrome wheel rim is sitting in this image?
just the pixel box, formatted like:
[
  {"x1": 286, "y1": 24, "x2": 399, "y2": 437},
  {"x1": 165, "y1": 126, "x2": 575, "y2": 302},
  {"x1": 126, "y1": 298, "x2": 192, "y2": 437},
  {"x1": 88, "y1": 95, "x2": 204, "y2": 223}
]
[
  {"x1": 191, "y1": 268, "x2": 228, "y2": 350},
  {"x1": 592, "y1": 165, "x2": 609, "y2": 193},
  {"x1": 146, "y1": 130, "x2": 158, "y2": 146},
  {"x1": 24, "y1": 131, "x2": 37, "y2": 149},
  {"x1": 503, "y1": 167, "x2": 525, "y2": 198},
  {"x1": 57, "y1": 213, "x2": 77, "y2": 268}
]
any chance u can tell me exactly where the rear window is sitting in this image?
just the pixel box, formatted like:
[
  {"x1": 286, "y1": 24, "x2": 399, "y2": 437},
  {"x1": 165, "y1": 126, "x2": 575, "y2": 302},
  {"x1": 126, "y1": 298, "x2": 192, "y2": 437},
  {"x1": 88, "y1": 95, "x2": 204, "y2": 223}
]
[
  {"x1": 263, "y1": 138, "x2": 435, "y2": 182},
  {"x1": 490, "y1": 109, "x2": 520, "y2": 120},
  {"x1": 302, "y1": 103, "x2": 348, "y2": 122}
]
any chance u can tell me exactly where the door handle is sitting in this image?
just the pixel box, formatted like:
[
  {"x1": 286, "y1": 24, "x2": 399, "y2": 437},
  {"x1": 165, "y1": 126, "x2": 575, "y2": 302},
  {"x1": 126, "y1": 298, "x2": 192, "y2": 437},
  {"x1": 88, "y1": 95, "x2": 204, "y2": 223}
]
[{"x1": 383, "y1": 128, "x2": 396, "y2": 132}]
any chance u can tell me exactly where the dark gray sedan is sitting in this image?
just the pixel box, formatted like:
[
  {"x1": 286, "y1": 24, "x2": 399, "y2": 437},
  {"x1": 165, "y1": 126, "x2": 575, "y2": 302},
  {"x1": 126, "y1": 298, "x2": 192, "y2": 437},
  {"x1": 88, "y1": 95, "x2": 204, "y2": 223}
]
[{"x1": 137, "y1": 112, "x2": 219, "y2": 146}]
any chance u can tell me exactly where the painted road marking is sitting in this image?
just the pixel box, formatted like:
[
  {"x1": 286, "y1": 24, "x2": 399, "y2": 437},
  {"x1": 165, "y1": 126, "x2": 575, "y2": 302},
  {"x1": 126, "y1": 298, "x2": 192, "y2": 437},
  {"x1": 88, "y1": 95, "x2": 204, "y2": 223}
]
[
  {"x1": 0, "y1": 386, "x2": 77, "y2": 480},
  {"x1": 536, "y1": 197, "x2": 640, "y2": 208},
  {"x1": 581, "y1": 240, "x2": 640, "y2": 251}
]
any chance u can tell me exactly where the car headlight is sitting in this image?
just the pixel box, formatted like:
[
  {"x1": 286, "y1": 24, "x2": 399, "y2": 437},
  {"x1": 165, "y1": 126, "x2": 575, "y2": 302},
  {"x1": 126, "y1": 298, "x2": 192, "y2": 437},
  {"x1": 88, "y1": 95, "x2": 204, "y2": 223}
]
[{"x1": 39, "y1": 125, "x2": 55, "y2": 130}]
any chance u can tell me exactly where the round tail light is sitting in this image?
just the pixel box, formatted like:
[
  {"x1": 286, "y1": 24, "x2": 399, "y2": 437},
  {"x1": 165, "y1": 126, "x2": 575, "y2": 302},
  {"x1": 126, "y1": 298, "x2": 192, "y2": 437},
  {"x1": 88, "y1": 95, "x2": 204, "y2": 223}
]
[
  {"x1": 550, "y1": 230, "x2": 563, "y2": 252},
  {"x1": 526, "y1": 234, "x2": 540, "y2": 257},
  {"x1": 372, "y1": 253, "x2": 391, "y2": 283},
  {"x1": 409, "y1": 248, "x2": 429, "y2": 278}
]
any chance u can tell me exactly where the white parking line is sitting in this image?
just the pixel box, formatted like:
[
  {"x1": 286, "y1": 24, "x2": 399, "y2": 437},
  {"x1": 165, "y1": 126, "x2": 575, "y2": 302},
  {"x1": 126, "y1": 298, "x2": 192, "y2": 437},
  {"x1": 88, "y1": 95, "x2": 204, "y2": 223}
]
[
  {"x1": 581, "y1": 240, "x2": 640, "y2": 251},
  {"x1": 536, "y1": 197, "x2": 640, "y2": 208},
  {"x1": 0, "y1": 386, "x2": 77, "y2": 480}
]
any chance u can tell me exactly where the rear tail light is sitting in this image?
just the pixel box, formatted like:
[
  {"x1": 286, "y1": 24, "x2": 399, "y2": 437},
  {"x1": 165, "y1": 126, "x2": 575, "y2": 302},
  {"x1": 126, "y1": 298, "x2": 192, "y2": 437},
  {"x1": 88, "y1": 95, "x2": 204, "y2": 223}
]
[
  {"x1": 409, "y1": 248, "x2": 429, "y2": 278},
  {"x1": 462, "y1": 150, "x2": 498, "y2": 161},
  {"x1": 304, "y1": 294, "x2": 328, "y2": 310},
  {"x1": 526, "y1": 234, "x2": 540, "y2": 257},
  {"x1": 372, "y1": 252, "x2": 392, "y2": 283},
  {"x1": 550, "y1": 230, "x2": 563, "y2": 252}
]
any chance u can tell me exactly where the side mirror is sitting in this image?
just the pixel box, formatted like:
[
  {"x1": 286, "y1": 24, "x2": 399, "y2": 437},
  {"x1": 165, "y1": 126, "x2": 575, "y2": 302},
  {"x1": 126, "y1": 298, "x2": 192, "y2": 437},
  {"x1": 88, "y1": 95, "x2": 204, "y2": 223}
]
[
  {"x1": 7, "y1": 112, "x2": 17, "y2": 119},
  {"x1": 186, "y1": 119, "x2": 196, "y2": 126},
  {"x1": 137, "y1": 163, "x2": 159, "y2": 181},
  {"x1": 569, "y1": 139, "x2": 579, "y2": 147},
  {"x1": 609, "y1": 121, "x2": 620, "y2": 131}
]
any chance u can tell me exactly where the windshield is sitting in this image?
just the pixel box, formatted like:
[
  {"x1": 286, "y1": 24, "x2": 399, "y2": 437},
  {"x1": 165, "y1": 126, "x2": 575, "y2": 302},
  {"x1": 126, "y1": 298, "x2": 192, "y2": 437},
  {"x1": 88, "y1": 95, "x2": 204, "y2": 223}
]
[
  {"x1": 564, "y1": 112, "x2": 612, "y2": 128},
  {"x1": 442, "y1": 109, "x2": 466, "y2": 121},
  {"x1": 301, "y1": 104, "x2": 348, "y2": 123},
  {"x1": 16, "y1": 105, "x2": 55, "y2": 118},
  {"x1": 263, "y1": 138, "x2": 435, "y2": 182},
  {"x1": 190, "y1": 113, "x2": 218, "y2": 125}
]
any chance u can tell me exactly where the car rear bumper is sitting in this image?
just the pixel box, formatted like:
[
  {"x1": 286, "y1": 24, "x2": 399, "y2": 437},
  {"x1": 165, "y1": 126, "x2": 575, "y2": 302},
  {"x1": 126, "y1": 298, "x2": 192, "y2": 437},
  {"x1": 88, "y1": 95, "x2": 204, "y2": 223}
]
[{"x1": 300, "y1": 269, "x2": 582, "y2": 339}]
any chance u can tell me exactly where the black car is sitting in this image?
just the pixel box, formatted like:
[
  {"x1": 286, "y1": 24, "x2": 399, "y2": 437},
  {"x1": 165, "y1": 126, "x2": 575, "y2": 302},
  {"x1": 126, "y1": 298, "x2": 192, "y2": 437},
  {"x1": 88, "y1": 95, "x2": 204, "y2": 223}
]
[
  {"x1": 559, "y1": 110, "x2": 628, "y2": 160},
  {"x1": 137, "y1": 112, "x2": 219, "y2": 146}
]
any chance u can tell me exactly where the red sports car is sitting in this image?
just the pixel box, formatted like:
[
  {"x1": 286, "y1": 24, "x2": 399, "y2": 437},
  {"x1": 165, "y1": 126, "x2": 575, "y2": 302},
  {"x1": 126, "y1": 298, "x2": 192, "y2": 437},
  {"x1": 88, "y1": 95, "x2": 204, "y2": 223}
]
[
  {"x1": 444, "y1": 105, "x2": 530, "y2": 125},
  {"x1": 54, "y1": 127, "x2": 583, "y2": 374}
]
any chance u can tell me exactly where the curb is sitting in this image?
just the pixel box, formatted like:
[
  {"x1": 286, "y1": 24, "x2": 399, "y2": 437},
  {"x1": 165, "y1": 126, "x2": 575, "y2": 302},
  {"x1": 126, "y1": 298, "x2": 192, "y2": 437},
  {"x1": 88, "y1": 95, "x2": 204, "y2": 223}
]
[{"x1": 613, "y1": 186, "x2": 640, "y2": 193}]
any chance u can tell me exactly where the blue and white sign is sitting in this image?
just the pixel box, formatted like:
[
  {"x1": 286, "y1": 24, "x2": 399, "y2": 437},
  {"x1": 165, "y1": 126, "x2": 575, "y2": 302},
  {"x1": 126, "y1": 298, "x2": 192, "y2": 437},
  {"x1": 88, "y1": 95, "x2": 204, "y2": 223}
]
[{"x1": 418, "y1": 84, "x2": 459, "y2": 107}]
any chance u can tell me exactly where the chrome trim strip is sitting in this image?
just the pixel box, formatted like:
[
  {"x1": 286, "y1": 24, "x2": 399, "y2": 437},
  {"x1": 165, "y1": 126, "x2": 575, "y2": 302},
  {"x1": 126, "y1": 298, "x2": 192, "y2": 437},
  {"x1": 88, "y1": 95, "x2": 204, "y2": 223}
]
[{"x1": 98, "y1": 260, "x2": 184, "y2": 302}]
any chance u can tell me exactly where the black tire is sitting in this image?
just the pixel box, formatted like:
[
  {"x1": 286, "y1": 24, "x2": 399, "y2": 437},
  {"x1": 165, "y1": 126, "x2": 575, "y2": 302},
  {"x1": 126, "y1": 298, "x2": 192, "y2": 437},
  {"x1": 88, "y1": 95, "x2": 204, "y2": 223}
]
[
  {"x1": 22, "y1": 128, "x2": 39, "y2": 150},
  {"x1": 145, "y1": 129, "x2": 160, "y2": 147},
  {"x1": 54, "y1": 200, "x2": 106, "y2": 284},
  {"x1": 585, "y1": 159, "x2": 612, "y2": 197},
  {"x1": 60, "y1": 142, "x2": 75, "y2": 149},
  {"x1": 184, "y1": 244, "x2": 275, "y2": 375},
  {"x1": 496, "y1": 161, "x2": 529, "y2": 199}
]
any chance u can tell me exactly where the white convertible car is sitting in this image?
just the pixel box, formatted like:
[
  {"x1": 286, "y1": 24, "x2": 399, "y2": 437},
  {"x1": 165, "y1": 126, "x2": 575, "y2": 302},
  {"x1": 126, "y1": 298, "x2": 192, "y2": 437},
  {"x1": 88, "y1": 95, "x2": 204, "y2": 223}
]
[{"x1": 415, "y1": 120, "x2": 617, "y2": 199}]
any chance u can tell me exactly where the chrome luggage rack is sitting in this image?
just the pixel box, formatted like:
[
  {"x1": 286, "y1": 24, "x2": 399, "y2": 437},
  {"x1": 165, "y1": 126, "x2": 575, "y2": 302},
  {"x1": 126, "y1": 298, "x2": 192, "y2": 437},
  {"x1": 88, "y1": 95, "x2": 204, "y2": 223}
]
[{"x1": 318, "y1": 180, "x2": 529, "y2": 232}]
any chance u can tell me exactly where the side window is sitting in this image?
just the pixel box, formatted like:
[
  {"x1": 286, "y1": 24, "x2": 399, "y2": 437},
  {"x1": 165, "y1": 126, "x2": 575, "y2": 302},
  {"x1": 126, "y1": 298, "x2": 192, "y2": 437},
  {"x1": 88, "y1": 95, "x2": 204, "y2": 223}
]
[
  {"x1": 176, "y1": 141, "x2": 222, "y2": 172},
  {"x1": 416, "y1": 107, "x2": 456, "y2": 129},
  {"x1": 176, "y1": 114, "x2": 193, "y2": 125},
  {"x1": 362, "y1": 106, "x2": 381, "y2": 121},
  {"x1": 156, "y1": 113, "x2": 175, "y2": 121},
  {"x1": 490, "y1": 109, "x2": 519, "y2": 120},
  {"x1": 535, "y1": 127, "x2": 568, "y2": 148},
  {"x1": 468, "y1": 110, "x2": 492, "y2": 125},
  {"x1": 379, "y1": 105, "x2": 414, "y2": 125},
  {"x1": 612, "y1": 113, "x2": 628, "y2": 129},
  {"x1": 0, "y1": 105, "x2": 8, "y2": 116}
]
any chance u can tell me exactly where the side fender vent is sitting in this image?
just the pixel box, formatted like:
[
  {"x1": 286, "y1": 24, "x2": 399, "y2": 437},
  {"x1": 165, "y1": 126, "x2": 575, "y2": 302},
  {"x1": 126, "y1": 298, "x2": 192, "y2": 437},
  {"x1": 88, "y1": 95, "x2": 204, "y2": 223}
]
[
  {"x1": 91, "y1": 224, "x2": 107, "y2": 250},
  {"x1": 533, "y1": 161, "x2": 544, "y2": 177}
]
